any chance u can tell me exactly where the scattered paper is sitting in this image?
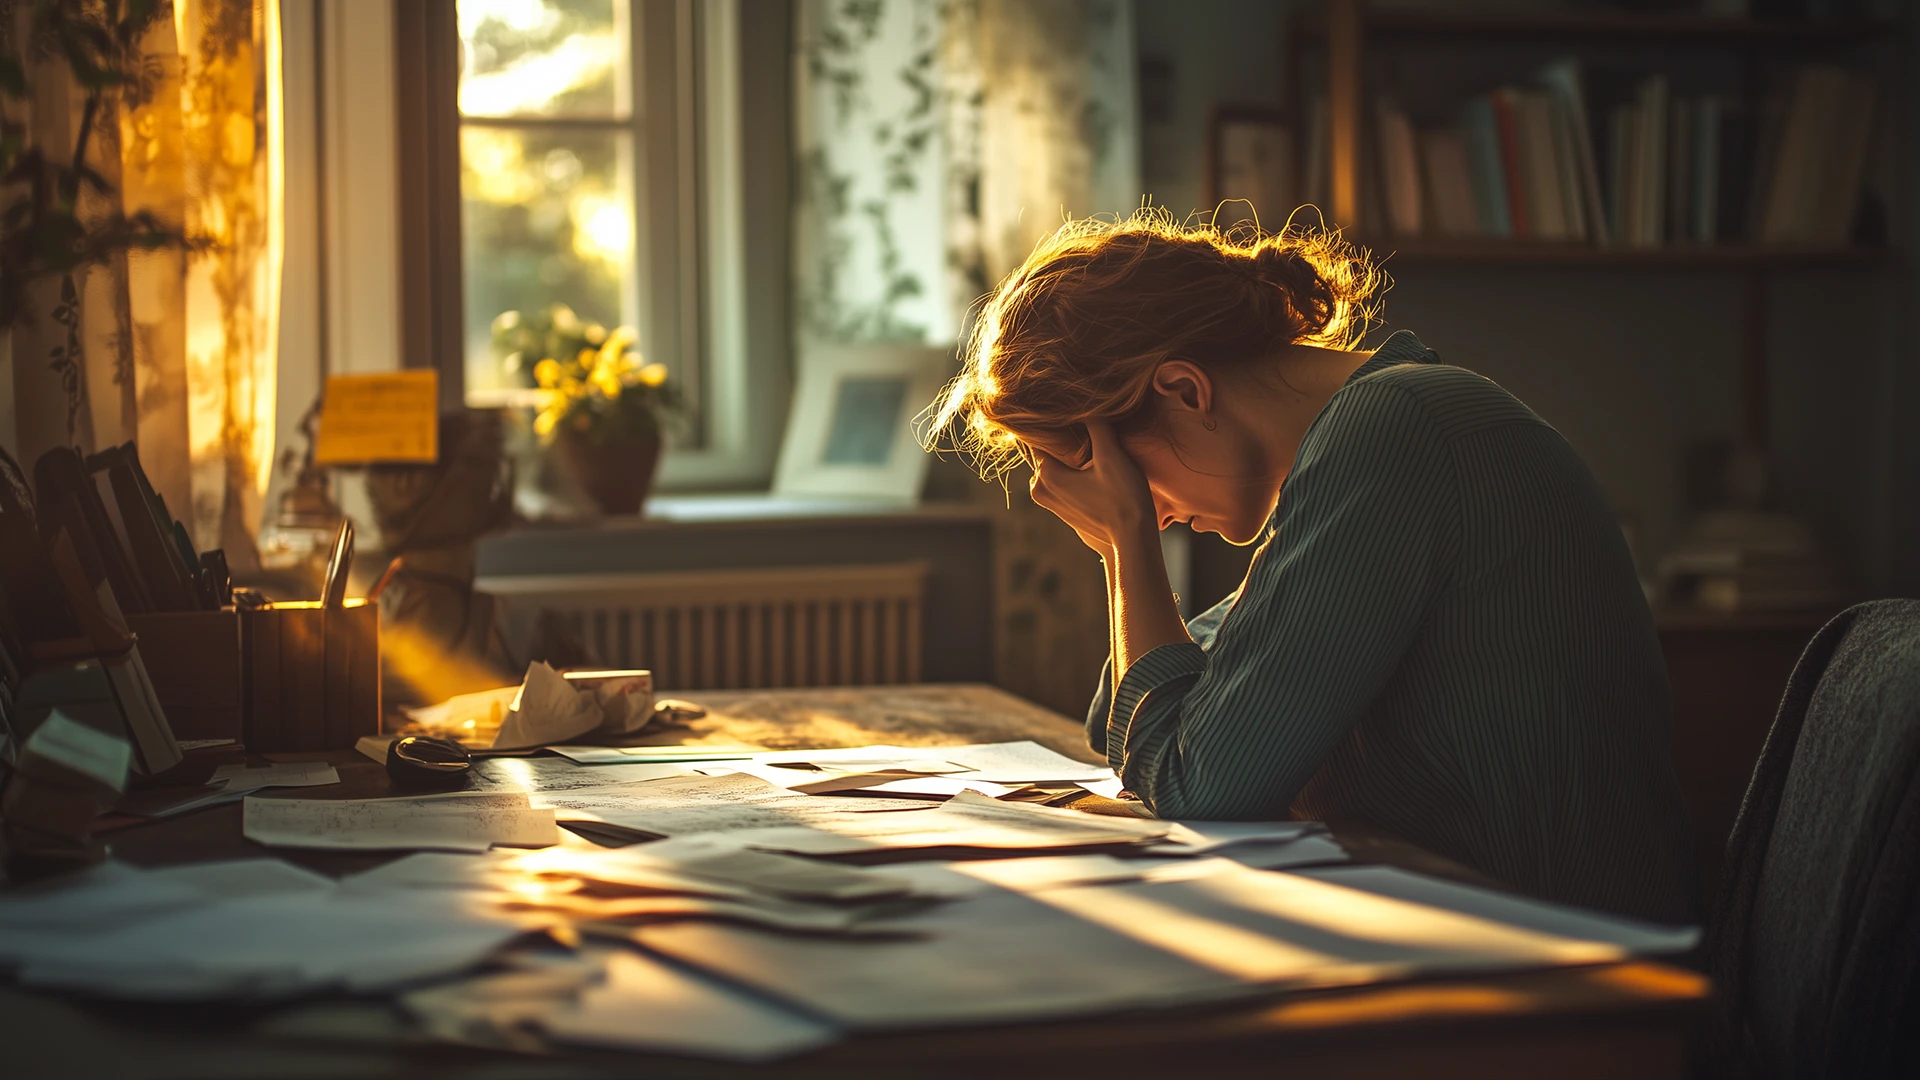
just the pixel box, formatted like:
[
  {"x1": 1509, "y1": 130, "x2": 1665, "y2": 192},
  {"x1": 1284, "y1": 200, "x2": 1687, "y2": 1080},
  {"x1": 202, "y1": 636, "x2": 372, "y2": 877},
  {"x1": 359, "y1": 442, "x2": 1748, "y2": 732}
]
[
  {"x1": 601, "y1": 834, "x2": 916, "y2": 902},
  {"x1": 536, "y1": 778, "x2": 936, "y2": 839},
  {"x1": 725, "y1": 791, "x2": 1169, "y2": 856},
  {"x1": 1076, "y1": 776, "x2": 1126, "y2": 799},
  {"x1": 549, "y1": 744, "x2": 759, "y2": 765},
  {"x1": 538, "y1": 951, "x2": 838, "y2": 1061},
  {"x1": 467, "y1": 756, "x2": 693, "y2": 793},
  {"x1": 403, "y1": 685, "x2": 521, "y2": 746},
  {"x1": 933, "y1": 742, "x2": 1113, "y2": 784},
  {"x1": 637, "y1": 857, "x2": 1687, "y2": 1030},
  {"x1": 20, "y1": 888, "x2": 530, "y2": 999},
  {"x1": 244, "y1": 792, "x2": 559, "y2": 853},
  {"x1": 213, "y1": 760, "x2": 341, "y2": 789},
  {"x1": 1153, "y1": 820, "x2": 1322, "y2": 855},
  {"x1": 123, "y1": 761, "x2": 344, "y2": 818}
]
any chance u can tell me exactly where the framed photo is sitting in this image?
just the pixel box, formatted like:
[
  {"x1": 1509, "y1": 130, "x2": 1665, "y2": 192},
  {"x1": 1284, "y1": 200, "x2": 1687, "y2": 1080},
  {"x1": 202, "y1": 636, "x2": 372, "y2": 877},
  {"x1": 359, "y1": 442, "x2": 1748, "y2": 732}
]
[
  {"x1": 1205, "y1": 104, "x2": 1297, "y2": 230},
  {"x1": 772, "y1": 343, "x2": 954, "y2": 504}
]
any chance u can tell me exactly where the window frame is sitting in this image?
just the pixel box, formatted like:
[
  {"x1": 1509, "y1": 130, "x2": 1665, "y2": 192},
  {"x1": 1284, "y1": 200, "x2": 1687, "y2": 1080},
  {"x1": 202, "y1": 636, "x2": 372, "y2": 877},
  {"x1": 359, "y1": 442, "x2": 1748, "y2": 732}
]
[{"x1": 402, "y1": 0, "x2": 791, "y2": 491}]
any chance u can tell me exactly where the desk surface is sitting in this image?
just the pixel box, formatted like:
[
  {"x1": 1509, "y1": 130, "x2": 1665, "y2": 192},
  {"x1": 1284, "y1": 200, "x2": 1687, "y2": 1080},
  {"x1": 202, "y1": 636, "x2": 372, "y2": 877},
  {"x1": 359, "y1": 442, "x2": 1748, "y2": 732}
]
[{"x1": 6, "y1": 684, "x2": 1708, "y2": 1080}]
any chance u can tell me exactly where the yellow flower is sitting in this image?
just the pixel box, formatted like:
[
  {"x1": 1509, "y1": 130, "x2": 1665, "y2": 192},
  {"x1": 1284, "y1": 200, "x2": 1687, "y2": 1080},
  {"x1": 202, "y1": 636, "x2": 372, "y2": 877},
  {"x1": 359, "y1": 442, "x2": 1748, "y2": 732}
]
[
  {"x1": 533, "y1": 358, "x2": 561, "y2": 388},
  {"x1": 533, "y1": 408, "x2": 559, "y2": 438},
  {"x1": 585, "y1": 323, "x2": 607, "y2": 345},
  {"x1": 637, "y1": 362, "x2": 669, "y2": 388}
]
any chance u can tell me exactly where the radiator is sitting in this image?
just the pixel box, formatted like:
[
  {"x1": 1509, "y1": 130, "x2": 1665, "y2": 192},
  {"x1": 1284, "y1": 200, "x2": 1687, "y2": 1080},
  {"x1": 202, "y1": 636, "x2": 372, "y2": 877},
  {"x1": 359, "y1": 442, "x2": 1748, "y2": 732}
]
[{"x1": 476, "y1": 562, "x2": 928, "y2": 690}]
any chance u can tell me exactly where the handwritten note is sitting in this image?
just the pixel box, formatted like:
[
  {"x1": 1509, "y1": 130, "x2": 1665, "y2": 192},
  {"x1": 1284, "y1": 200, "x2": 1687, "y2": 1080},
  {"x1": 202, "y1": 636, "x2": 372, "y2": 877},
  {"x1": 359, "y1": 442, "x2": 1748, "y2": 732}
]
[{"x1": 314, "y1": 371, "x2": 439, "y2": 464}]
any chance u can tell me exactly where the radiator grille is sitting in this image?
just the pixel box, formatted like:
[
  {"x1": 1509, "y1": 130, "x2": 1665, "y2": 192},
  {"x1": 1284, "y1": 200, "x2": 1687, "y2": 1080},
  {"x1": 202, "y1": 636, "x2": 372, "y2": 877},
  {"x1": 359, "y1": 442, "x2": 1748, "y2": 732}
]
[{"x1": 477, "y1": 563, "x2": 927, "y2": 690}]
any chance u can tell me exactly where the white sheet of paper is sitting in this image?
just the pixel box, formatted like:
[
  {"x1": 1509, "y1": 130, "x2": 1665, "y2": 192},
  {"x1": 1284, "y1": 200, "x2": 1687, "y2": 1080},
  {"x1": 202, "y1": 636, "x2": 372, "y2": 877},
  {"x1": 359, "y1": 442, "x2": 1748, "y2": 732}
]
[
  {"x1": 1076, "y1": 776, "x2": 1126, "y2": 799},
  {"x1": 492, "y1": 662, "x2": 606, "y2": 750},
  {"x1": 244, "y1": 792, "x2": 559, "y2": 853},
  {"x1": 932, "y1": 742, "x2": 1114, "y2": 784},
  {"x1": 751, "y1": 745, "x2": 967, "y2": 773},
  {"x1": 467, "y1": 756, "x2": 693, "y2": 793},
  {"x1": 538, "y1": 951, "x2": 838, "y2": 1061},
  {"x1": 1153, "y1": 820, "x2": 1321, "y2": 854},
  {"x1": 211, "y1": 761, "x2": 341, "y2": 789},
  {"x1": 1216, "y1": 834, "x2": 1352, "y2": 871},
  {"x1": 548, "y1": 745, "x2": 759, "y2": 765}
]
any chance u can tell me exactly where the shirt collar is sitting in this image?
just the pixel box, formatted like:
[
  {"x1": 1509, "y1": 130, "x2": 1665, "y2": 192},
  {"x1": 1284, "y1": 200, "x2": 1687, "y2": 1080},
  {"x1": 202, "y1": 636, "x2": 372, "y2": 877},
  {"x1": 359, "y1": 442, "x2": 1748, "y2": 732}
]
[{"x1": 1343, "y1": 330, "x2": 1437, "y2": 387}]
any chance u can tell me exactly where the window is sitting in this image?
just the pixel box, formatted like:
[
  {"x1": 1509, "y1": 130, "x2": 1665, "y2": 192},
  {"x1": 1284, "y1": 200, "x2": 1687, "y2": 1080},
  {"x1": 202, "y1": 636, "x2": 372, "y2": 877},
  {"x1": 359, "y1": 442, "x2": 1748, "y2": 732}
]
[
  {"x1": 456, "y1": 1, "x2": 640, "y2": 405},
  {"x1": 441, "y1": 0, "x2": 790, "y2": 489}
]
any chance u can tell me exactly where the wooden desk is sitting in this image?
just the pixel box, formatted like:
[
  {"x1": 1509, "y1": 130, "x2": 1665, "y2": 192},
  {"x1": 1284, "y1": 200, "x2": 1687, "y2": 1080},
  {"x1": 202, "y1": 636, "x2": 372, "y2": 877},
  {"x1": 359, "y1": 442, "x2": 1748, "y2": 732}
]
[{"x1": 4, "y1": 684, "x2": 1708, "y2": 1079}]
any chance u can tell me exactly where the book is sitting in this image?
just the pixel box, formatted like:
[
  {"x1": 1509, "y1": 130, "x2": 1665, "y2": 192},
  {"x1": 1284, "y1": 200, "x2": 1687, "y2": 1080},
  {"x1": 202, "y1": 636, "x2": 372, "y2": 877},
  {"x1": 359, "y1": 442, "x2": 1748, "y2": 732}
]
[
  {"x1": 1547, "y1": 90, "x2": 1587, "y2": 242},
  {"x1": 1692, "y1": 96, "x2": 1723, "y2": 245},
  {"x1": 88, "y1": 445, "x2": 198, "y2": 612},
  {"x1": 1608, "y1": 103, "x2": 1641, "y2": 246},
  {"x1": 1460, "y1": 97, "x2": 1513, "y2": 238},
  {"x1": 1538, "y1": 59, "x2": 1610, "y2": 246},
  {"x1": 33, "y1": 446, "x2": 153, "y2": 615},
  {"x1": 1668, "y1": 97, "x2": 1692, "y2": 242},
  {"x1": 1634, "y1": 76, "x2": 1669, "y2": 248},
  {"x1": 1812, "y1": 71, "x2": 1875, "y2": 245},
  {"x1": 1419, "y1": 129, "x2": 1480, "y2": 237},
  {"x1": 1488, "y1": 89, "x2": 1531, "y2": 239},
  {"x1": 1513, "y1": 90, "x2": 1567, "y2": 240},
  {"x1": 1375, "y1": 99, "x2": 1423, "y2": 236}
]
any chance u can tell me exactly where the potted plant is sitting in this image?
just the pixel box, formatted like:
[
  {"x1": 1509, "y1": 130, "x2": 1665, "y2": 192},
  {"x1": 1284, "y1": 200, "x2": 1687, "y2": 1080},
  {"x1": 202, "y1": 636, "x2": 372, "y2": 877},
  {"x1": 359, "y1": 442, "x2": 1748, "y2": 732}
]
[{"x1": 492, "y1": 304, "x2": 679, "y2": 516}]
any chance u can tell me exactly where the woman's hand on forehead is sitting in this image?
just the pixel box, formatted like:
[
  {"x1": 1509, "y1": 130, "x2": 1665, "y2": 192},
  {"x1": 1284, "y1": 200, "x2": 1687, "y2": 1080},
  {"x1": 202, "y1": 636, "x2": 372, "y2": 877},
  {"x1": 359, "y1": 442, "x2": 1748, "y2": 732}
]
[{"x1": 1027, "y1": 421, "x2": 1155, "y2": 554}]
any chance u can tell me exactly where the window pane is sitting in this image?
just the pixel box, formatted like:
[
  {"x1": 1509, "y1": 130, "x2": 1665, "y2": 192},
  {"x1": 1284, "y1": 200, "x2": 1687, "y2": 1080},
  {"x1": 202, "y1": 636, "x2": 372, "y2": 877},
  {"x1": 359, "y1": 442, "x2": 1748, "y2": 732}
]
[
  {"x1": 457, "y1": 0, "x2": 628, "y2": 119},
  {"x1": 461, "y1": 126, "x2": 637, "y2": 401}
]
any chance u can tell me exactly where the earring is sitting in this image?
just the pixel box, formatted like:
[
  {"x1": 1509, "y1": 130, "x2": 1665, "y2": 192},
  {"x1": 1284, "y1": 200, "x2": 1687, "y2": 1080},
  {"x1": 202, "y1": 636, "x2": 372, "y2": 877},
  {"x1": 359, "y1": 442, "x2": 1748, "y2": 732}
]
[{"x1": 1202, "y1": 417, "x2": 1218, "y2": 431}]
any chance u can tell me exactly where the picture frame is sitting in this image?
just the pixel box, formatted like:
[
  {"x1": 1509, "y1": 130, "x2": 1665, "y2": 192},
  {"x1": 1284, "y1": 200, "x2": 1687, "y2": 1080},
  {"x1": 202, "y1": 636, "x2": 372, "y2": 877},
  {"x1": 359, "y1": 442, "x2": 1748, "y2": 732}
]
[
  {"x1": 772, "y1": 343, "x2": 955, "y2": 504},
  {"x1": 1205, "y1": 104, "x2": 1297, "y2": 230}
]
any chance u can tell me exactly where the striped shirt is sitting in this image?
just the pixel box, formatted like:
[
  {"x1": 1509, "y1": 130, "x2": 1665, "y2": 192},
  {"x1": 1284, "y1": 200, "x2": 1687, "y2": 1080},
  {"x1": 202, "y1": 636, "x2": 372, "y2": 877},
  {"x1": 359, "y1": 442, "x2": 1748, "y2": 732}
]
[{"x1": 1090, "y1": 331, "x2": 1699, "y2": 924}]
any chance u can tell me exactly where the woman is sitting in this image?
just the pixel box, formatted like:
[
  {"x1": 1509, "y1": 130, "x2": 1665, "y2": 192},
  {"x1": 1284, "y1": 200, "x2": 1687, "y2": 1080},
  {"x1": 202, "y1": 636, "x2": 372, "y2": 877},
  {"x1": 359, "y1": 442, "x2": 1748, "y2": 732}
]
[{"x1": 930, "y1": 212, "x2": 1698, "y2": 924}]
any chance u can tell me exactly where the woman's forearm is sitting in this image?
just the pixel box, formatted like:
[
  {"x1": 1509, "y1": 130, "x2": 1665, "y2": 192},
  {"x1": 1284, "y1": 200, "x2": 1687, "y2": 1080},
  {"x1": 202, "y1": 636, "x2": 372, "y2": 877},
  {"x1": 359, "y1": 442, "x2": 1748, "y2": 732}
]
[{"x1": 1110, "y1": 524, "x2": 1192, "y2": 675}]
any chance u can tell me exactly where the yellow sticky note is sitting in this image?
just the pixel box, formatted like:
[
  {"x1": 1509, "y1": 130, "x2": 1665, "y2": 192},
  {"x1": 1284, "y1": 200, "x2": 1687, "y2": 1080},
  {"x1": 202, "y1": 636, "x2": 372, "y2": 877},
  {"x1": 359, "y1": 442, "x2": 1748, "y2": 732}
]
[{"x1": 313, "y1": 371, "x2": 439, "y2": 465}]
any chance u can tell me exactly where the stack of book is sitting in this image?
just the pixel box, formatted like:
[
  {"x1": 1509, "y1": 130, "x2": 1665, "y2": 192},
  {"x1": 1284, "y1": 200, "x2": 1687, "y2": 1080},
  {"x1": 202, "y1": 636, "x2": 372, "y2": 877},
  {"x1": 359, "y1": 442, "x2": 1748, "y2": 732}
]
[{"x1": 1365, "y1": 61, "x2": 1878, "y2": 249}]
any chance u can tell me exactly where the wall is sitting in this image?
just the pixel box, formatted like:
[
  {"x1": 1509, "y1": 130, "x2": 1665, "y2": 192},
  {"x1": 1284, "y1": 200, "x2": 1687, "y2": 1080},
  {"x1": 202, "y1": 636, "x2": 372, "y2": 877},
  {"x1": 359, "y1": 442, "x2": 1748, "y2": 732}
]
[{"x1": 1137, "y1": 0, "x2": 1912, "y2": 600}]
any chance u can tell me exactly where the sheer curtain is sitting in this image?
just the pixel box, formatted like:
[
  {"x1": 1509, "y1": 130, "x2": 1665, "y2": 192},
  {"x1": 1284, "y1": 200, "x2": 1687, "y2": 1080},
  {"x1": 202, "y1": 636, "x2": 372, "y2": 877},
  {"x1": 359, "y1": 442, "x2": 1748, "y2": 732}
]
[
  {"x1": 7, "y1": 0, "x2": 281, "y2": 567},
  {"x1": 793, "y1": 0, "x2": 1140, "y2": 714}
]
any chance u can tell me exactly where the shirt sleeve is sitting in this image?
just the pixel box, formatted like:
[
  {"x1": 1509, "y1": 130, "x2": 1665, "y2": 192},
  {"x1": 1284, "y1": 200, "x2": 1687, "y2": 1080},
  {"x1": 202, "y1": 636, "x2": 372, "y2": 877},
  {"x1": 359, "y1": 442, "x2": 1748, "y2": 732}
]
[
  {"x1": 1086, "y1": 589, "x2": 1242, "y2": 760},
  {"x1": 1109, "y1": 380, "x2": 1459, "y2": 820}
]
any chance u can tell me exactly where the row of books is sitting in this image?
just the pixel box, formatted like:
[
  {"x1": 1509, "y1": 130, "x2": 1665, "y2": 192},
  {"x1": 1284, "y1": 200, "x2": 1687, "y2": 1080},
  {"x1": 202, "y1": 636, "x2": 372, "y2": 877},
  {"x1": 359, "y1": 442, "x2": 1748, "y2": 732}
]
[{"x1": 1365, "y1": 62, "x2": 1878, "y2": 248}]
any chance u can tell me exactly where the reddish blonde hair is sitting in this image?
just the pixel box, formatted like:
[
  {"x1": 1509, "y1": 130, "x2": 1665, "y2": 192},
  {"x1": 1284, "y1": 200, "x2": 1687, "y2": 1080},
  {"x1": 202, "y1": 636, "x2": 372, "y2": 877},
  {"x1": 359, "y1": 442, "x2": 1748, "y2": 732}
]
[{"x1": 925, "y1": 208, "x2": 1382, "y2": 480}]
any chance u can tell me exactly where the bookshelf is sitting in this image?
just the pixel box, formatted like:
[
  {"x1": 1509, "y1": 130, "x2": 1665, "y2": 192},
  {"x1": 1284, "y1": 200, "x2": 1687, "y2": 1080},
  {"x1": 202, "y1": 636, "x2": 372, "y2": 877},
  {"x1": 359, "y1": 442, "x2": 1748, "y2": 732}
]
[
  {"x1": 1320, "y1": 9, "x2": 1900, "y2": 45},
  {"x1": 1293, "y1": 0, "x2": 1902, "y2": 447}
]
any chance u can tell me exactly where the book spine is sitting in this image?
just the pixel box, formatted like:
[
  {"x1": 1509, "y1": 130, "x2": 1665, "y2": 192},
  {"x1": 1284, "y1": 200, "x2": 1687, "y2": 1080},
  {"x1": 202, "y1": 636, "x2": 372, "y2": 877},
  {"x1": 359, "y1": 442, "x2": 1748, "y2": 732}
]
[
  {"x1": 1693, "y1": 96, "x2": 1721, "y2": 245},
  {"x1": 1461, "y1": 98, "x2": 1513, "y2": 238},
  {"x1": 1489, "y1": 89, "x2": 1531, "y2": 239}
]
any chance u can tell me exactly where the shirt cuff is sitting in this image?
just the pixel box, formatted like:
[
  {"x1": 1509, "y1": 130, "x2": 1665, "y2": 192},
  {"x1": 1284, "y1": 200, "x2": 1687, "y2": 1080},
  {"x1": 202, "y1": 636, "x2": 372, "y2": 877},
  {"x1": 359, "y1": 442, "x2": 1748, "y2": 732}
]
[{"x1": 1106, "y1": 641, "x2": 1209, "y2": 772}]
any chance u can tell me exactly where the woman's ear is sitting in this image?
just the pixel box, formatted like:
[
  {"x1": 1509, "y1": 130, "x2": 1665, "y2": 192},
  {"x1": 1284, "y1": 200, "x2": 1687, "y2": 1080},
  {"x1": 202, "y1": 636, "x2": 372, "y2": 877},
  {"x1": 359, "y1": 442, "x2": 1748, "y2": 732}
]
[{"x1": 1152, "y1": 360, "x2": 1214, "y2": 422}]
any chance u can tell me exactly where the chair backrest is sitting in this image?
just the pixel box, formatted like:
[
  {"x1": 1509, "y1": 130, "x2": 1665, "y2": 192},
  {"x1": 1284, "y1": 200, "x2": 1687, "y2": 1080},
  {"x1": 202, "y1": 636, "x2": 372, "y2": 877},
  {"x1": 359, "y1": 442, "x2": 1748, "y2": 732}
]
[{"x1": 1707, "y1": 599, "x2": 1920, "y2": 1078}]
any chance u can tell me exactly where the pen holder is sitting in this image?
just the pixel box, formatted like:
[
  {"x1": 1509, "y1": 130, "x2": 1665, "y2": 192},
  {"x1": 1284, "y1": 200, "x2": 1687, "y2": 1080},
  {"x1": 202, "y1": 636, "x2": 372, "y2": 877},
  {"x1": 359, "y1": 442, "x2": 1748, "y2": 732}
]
[
  {"x1": 126, "y1": 609, "x2": 245, "y2": 742},
  {"x1": 242, "y1": 600, "x2": 381, "y2": 752}
]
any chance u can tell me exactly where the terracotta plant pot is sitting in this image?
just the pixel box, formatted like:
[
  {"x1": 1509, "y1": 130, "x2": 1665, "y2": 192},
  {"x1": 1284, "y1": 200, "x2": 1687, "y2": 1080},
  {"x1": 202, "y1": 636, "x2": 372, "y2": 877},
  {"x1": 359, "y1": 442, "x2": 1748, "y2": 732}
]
[{"x1": 553, "y1": 430, "x2": 663, "y2": 516}]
